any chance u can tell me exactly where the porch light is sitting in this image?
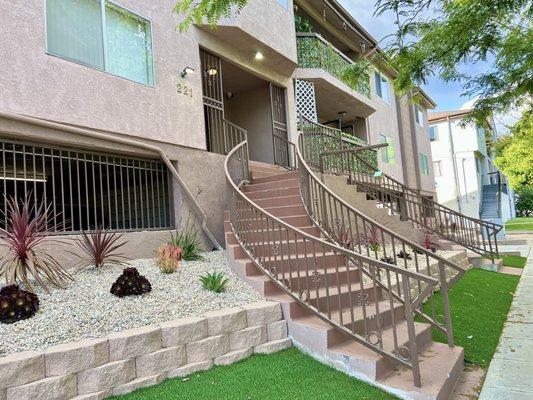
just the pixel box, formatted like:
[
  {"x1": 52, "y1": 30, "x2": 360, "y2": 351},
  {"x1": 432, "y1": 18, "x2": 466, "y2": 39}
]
[
  {"x1": 207, "y1": 67, "x2": 218, "y2": 76},
  {"x1": 180, "y1": 67, "x2": 195, "y2": 78},
  {"x1": 254, "y1": 51, "x2": 264, "y2": 61}
]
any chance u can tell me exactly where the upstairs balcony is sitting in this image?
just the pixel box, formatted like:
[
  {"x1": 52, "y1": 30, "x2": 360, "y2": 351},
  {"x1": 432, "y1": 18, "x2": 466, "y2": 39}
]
[{"x1": 295, "y1": 32, "x2": 375, "y2": 120}]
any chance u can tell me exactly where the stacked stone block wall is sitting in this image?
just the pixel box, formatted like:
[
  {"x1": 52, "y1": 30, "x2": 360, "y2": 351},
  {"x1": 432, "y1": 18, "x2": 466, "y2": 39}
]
[{"x1": 0, "y1": 302, "x2": 291, "y2": 399}]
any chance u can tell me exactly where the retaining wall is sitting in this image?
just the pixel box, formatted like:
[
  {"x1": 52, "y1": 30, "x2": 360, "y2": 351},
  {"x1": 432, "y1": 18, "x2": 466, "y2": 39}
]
[{"x1": 0, "y1": 302, "x2": 291, "y2": 400}]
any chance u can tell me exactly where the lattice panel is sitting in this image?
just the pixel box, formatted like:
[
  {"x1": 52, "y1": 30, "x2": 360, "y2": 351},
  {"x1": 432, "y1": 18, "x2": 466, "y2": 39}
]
[{"x1": 295, "y1": 79, "x2": 317, "y2": 123}]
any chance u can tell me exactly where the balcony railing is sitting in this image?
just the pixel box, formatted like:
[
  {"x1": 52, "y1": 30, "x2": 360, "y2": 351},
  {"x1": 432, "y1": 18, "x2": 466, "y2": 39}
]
[{"x1": 296, "y1": 33, "x2": 371, "y2": 98}]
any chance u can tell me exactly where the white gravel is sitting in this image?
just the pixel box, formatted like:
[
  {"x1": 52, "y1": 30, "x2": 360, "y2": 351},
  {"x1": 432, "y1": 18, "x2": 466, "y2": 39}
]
[{"x1": 0, "y1": 250, "x2": 263, "y2": 357}]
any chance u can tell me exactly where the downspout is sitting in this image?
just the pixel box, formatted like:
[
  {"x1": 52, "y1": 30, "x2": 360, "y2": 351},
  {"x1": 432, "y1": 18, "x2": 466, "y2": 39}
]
[
  {"x1": 447, "y1": 116, "x2": 462, "y2": 212},
  {"x1": 0, "y1": 110, "x2": 223, "y2": 250}
]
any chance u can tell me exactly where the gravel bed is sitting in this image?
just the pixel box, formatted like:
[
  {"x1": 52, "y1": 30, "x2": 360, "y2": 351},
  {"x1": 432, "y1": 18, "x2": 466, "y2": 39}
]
[{"x1": 0, "y1": 250, "x2": 263, "y2": 357}]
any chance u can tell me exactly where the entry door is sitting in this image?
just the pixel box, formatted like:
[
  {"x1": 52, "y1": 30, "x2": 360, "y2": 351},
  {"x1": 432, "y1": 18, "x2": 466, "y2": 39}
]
[
  {"x1": 270, "y1": 83, "x2": 290, "y2": 167},
  {"x1": 200, "y1": 49, "x2": 225, "y2": 154}
]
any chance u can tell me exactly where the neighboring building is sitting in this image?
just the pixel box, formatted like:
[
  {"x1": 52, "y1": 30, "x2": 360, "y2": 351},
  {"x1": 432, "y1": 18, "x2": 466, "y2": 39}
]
[
  {"x1": 0, "y1": 0, "x2": 435, "y2": 258},
  {"x1": 428, "y1": 109, "x2": 516, "y2": 228}
]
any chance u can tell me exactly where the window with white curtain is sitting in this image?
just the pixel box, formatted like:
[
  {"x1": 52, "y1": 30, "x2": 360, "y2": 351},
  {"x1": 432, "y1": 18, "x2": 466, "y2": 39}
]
[{"x1": 46, "y1": 0, "x2": 154, "y2": 86}]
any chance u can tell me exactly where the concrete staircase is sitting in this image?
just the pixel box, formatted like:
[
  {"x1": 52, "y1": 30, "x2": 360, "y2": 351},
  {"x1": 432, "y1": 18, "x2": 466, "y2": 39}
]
[
  {"x1": 481, "y1": 184, "x2": 500, "y2": 219},
  {"x1": 225, "y1": 163, "x2": 464, "y2": 400}
]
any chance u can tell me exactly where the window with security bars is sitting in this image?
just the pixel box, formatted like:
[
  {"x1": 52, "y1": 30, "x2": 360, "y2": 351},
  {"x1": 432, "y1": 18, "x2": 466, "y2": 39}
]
[{"x1": 0, "y1": 140, "x2": 173, "y2": 233}]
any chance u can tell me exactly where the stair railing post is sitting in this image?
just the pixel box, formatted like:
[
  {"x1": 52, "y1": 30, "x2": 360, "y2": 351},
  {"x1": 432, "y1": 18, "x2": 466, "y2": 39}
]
[
  {"x1": 401, "y1": 276, "x2": 422, "y2": 388},
  {"x1": 438, "y1": 261, "x2": 454, "y2": 347}
]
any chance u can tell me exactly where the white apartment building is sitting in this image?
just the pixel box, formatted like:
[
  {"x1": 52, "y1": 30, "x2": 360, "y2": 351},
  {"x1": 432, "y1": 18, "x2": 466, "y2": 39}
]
[{"x1": 429, "y1": 109, "x2": 516, "y2": 231}]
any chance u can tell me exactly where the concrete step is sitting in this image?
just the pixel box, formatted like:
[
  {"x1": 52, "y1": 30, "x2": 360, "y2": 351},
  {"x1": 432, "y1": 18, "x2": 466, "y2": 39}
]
[
  {"x1": 250, "y1": 170, "x2": 299, "y2": 184},
  {"x1": 243, "y1": 177, "x2": 299, "y2": 192}
]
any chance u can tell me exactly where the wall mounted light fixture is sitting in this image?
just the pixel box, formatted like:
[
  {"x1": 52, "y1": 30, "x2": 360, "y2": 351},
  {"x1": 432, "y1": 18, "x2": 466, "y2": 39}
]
[
  {"x1": 207, "y1": 67, "x2": 218, "y2": 76},
  {"x1": 254, "y1": 51, "x2": 264, "y2": 61},
  {"x1": 180, "y1": 67, "x2": 195, "y2": 78}
]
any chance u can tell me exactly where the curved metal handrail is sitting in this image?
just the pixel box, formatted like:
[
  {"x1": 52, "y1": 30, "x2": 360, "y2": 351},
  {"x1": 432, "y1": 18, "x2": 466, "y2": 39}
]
[{"x1": 225, "y1": 137, "x2": 457, "y2": 387}]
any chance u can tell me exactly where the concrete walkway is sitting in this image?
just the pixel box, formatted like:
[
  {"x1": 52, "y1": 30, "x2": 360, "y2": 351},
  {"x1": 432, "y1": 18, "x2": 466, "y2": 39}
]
[{"x1": 479, "y1": 234, "x2": 533, "y2": 400}]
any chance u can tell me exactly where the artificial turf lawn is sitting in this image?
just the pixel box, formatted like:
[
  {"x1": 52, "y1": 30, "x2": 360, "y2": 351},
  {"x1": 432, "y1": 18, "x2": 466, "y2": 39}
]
[
  {"x1": 506, "y1": 217, "x2": 533, "y2": 231},
  {"x1": 502, "y1": 255, "x2": 527, "y2": 268},
  {"x1": 111, "y1": 348, "x2": 397, "y2": 400},
  {"x1": 424, "y1": 268, "x2": 519, "y2": 367}
]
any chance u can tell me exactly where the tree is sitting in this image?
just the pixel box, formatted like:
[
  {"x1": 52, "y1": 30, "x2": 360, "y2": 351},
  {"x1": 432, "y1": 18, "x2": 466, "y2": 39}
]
[
  {"x1": 515, "y1": 187, "x2": 533, "y2": 217},
  {"x1": 174, "y1": 0, "x2": 247, "y2": 32},
  {"x1": 375, "y1": 0, "x2": 533, "y2": 124},
  {"x1": 494, "y1": 110, "x2": 533, "y2": 191}
]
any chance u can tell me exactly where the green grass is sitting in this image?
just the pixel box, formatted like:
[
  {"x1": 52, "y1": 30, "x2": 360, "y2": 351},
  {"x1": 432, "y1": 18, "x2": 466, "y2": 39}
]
[
  {"x1": 506, "y1": 217, "x2": 533, "y2": 231},
  {"x1": 111, "y1": 349, "x2": 397, "y2": 400},
  {"x1": 502, "y1": 255, "x2": 527, "y2": 268},
  {"x1": 424, "y1": 269, "x2": 519, "y2": 367}
]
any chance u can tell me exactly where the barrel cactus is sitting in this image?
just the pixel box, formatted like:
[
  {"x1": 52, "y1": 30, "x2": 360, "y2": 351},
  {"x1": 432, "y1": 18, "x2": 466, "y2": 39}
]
[
  {"x1": 0, "y1": 285, "x2": 40, "y2": 324},
  {"x1": 110, "y1": 267, "x2": 151, "y2": 297}
]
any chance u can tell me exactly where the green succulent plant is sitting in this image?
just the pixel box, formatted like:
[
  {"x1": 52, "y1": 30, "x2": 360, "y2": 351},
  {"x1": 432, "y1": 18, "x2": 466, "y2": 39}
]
[{"x1": 200, "y1": 271, "x2": 228, "y2": 293}]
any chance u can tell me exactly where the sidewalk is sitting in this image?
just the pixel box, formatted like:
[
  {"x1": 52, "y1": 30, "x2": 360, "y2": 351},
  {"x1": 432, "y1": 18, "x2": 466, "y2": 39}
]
[{"x1": 479, "y1": 235, "x2": 533, "y2": 399}]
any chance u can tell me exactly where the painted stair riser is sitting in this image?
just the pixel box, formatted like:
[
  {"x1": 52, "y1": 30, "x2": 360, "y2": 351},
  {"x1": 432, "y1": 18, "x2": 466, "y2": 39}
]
[
  {"x1": 224, "y1": 225, "x2": 321, "y2": 243},
  {"x1": 244, "y1": 186, "x2": 300, "y2": 200},
  {"x1": 243, "y1": 178, "x2": 300, "y2": 192}
]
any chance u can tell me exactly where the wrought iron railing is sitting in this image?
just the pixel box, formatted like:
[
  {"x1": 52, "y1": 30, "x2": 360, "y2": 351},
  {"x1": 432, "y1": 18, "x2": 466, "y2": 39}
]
[
  {"x1": 305, "y1": 116, "x2": 503, "y2": 260},
  {"x1": 296, "y1": 33, "x2": 371, "y2": 98},
  {"x1": 207, "y1": 118, "x2": 249, "y2": 157},
  {"x1": 226, "y1": 135, "x2": 459, "y2": 388},
  {"x1": 273, "y1": 134, "x2": 297, "y2": 170}
]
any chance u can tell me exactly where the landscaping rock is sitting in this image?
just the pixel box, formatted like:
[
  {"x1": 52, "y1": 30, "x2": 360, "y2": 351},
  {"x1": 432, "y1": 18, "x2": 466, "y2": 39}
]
[
  {"x1": 135, "y1": 346, "x2": 186, "y2": 377},
  {"x1": 160, "y1": 317, "x2": 207, "y2": 347},
  {"x1": 242, "y1": 302, "x2": 282, "y2": 326},
  {"x1": 112, "y1": 374, "x2": 165, "y2": 396},
  {"x1": 0, "y1": 350, "x2": 44, "y2": 390},
  {"x1": 186, "y1": 335, "x2": 229, "y2": 363},
  {"x1": 229, "y1": 326, "x2": 267, "y2": 350},
  {"x1": 108, "y1": 325, "x2": 161, "y2": 361},
  {"x1": 167, "y1": 360, "x2": 213, "y2": 379},
  {"x1": 77, "y1": 359, "x2": 135, "y2": 394},
  {"x1": 214, "y1": 348, "x2": 253, "y2": 366},
  {"x1": 267, "y1": 320, "x2": 288, "y2": 341},
  {"x1": 254, "y1": 338, "x2": 292, "y2": 354},
  {"x1": 204, "y1": 308, "x2": 247, "y2": 336},
  {"x1": 44, "y1": 338, "x2": 108, "y2": 376},
  {"x1": 6, "y1": 374, "x2": 77, "y2": 400}
]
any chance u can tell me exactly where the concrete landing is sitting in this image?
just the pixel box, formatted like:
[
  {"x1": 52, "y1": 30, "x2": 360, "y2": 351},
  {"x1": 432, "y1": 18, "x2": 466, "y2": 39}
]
[{"x1": 479, "y1": 235, "x2": 533, "y2": 400}]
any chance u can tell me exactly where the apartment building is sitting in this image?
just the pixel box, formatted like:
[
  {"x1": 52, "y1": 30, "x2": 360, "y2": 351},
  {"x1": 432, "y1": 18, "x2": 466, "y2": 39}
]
[
  {"x1": 0, "y1": 0, "x2": 435, "y2": 258},
  {"x1": 429, "y1": 109, "x2": 516, "y2": 228}
]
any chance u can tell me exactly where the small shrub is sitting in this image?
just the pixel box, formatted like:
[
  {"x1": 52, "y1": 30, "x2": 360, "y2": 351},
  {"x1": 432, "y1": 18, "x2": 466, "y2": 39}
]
[
  {"x1": 328, "y1": 220, "x2": 354, "y2": 250},
  {"x1": 170, "y1": 226, "x2": 204, "y2": 261},
  {"x1": 359, "y1": 226, "x2": 382, "y2": 253},
  {"x1": 155, "y1": 244, "x2": 182, "y2": 274},
  {"x1": 200, "y1": 271, "x2": 228, "y2": 293},
  {"x1": 110, "y1": 267, "x2": 151, "y2": 297},
  {"x1": 422, "y1": 231, "x2": 441, "y2": 253},
  {"x1": 0, "y1": 284, "x2": 39, "y2": 324},
  {"x1": 380, "y1": 256, "x2": 395, "y2": 265},
  {"x1": 75, "y1": 228, "x2": 128, "y2": 270},
  {"x1": 397, "y1": 250, "x2": 412, "y2": 260},
  {"x1": 0, "y1": 194, "x2": 72, "y2": 293}
]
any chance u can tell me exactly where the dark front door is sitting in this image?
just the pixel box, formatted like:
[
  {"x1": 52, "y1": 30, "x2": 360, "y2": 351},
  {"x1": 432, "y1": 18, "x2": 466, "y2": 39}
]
[
  {"x1": 270, "y1": 83, "x2": 290, "y2": 168},
  {"x1": 200, "y1": 49, "x2": 225, "y2": 154}
]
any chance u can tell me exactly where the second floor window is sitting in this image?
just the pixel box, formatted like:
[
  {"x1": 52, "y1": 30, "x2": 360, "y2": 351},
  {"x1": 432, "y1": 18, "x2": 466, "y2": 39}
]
[
  {"x1": 414, "y1": 105, "x2": 425, "y2": 126},
  {"x1": 379, "y1": 134, "x2": 395, "y2": 164},
  {"x1": 46, "y1": 0, "x2": 154, "y2": 86},
  {"x1": 374, "y1": 72, "x2": 390, "y2": 103},
  {"x1": 429, "y1": 125, "x2": 438, "y2": 141},
  {"x1": 419, "y1": 153, "x2": 430, "y2": 175}
]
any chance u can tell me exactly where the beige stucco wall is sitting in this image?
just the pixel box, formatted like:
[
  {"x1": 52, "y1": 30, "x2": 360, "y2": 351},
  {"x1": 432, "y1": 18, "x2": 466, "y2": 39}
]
[
  {"x1": 367, "y1": 70, "x2": 405, "y2": 184},
  {"x1": 411, "y1": 103, "x2": 435, "y2": 195}
]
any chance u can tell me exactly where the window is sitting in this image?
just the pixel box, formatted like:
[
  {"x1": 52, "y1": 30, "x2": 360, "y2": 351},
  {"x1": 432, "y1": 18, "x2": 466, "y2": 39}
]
[
  {"x1": 276, "y1": 0, "x2": 289, "y2": 9},
  {"x1": 46, "y1": 0, "x2": 154, "y2": 86},
  {"x1": 419, "y1": 153, "x2": 430, "y2": 175},
  {"x1": 374, "y1": 71, "x2": 390, "y2": 102},
  {"x1": 429, "y1": 125, "x2": 438, "y2": 141},
  {"x1": 414, "y1": 105, "x2": 425, "y2": 126},
  {"x1": 379, "y1": 134, "x2": 395, "y2": 164},
  {"x1": 433, "y1": 161, "x2": 442, "y2": 177},
  {"x1": 0, "y1": 139, "x2": 172, "y2": 233}
]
